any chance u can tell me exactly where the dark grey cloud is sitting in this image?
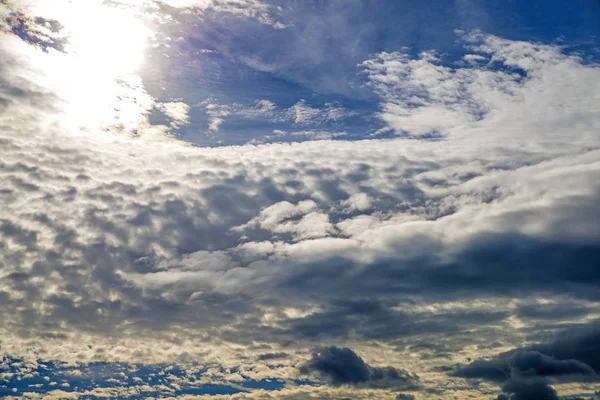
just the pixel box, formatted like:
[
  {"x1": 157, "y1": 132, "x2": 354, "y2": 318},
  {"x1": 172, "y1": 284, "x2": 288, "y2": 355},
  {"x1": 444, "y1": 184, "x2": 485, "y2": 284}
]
[
  {"x1": 451, "y1": 358, "x2": 511, "y2": 383},
  {"x1": 497, "y1": 378, "x2": 558, "y2": 400},
  {"x1": 452, "y1": 322, "x2": 600, "y2": 385},
  {"x1": 526, "y1": 322, "x2": 600, "y2": 374},
  {"x1": 300, "y1": 346, "x2": 419, "y2": 388},
  {"x1": 282, "y1": 298, "x2": 510, "y2": 342},
  {"x1": 257, "y1": 352, "x2": 289, "y2": 361},
  {"x1": 452, "y1": 350, "x2": 595, "y2": 384},
  {"x1": 516, "y1": 302, "x2": 593, "y2": 321},
  {"x1": 508, "y1": 351, "x2": 595, "y2": 378}
]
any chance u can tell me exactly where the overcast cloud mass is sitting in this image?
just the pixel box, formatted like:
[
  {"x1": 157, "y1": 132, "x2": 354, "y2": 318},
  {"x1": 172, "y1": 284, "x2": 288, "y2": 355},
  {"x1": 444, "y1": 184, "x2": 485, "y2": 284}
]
[{"x1": 1, "y1": 0, "x2": 600, "y2": 399}]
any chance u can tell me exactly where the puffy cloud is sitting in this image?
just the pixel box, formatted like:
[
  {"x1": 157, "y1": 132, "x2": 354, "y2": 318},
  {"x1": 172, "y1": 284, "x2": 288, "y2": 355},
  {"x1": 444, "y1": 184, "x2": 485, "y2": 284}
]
[
  {"x1": 2, "y1": 32, "x2": 599, "y2": 348},
  {"x1": 1, "y1": 19, "x2": 600, "y2": 399},
  {"x1": 452, "y1": 321, "x2": 600, "y2": 385},
  {"x1": 361, "y1": 30, "x2": 600, "y2": 147},
  {"x1": 156, "y1": 101, "x2": 191, "y2": 128},
  {"x1": 508, "y1": 351, "x2": 595, "y2": 378},
  {"x1": 239, "y1": 200, "x2": 334, "y2": 241},
  {"x1": 497, "y1": 378, "x2": 558, "y2": 400},
  {"x1": 300, "y1": 346, "x2": 419, "y2": 388},
  {"x1": 525, "y1": 323, "x2": 600, "y2": 374},
  {"x1": 342, "y1": 192, "x2": 372, "y2": 212},
  {"x1": 452, "y1": 350, "x2": 595, "y2": 383},
  {"x1": 1, "y1": 53, "x2": 598, "y2": 353}
]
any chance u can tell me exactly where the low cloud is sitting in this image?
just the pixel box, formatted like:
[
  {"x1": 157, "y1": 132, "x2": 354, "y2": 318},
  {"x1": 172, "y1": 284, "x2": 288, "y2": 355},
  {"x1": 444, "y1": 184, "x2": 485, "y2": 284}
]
[
  {"x1": 300, "y1": 346, "x2": 419, "y2": 389},
  {"x1": 497, "y1": 378, "x2": 558, "y2": 400},
  {"x1": 452, "y1": 322, "x2": 600, "y2": 384}
]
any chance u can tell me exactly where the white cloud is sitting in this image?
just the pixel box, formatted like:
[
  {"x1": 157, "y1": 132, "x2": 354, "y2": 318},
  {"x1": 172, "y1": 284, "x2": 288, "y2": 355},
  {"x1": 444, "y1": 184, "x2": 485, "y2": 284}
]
[
  {"x1": 159, "y1": 0, "x2": 287, "y2": 28},
  {"x1": 289, "y1": 130, "x2": 347, "y2": 140},
  {"x1": 237, "y1": 200, "x2": 335, "y2": 241},
  {"x1": 198, "y1": 99, "x2": 232, "y2": 132},
  {"x1": 204, "y1": 98, "x2": 356, "y2": 134},
  {"x1": 237, "y1": 99, "x2": 278, "y2": 119},
  {"x1": 361, "y1": 31, "x2": 600, "y2": 146},
  {"x1": 286, "y1": 99, "x2": 353, "y2": 125},
  {"x1": 1, "y1": 29, "x2": 599, "y2": 399},
  {"x1": 156, "y1": 101, "x2": 190, "y2": 128},
  {"x1": 342, "y1": 192, "x2": 372, "y2": 212}
]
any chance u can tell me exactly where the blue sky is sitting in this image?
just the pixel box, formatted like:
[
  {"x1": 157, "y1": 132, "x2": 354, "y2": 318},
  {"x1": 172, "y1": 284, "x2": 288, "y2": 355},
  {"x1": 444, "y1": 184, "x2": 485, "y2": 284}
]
[
  {"x1": 130, "y1": 0, "x2": 599, "y2": 146},
  {"x1": 1, "y1": 1, "x2": 600, "y2": 399},
  {"x1": 135, "y1": 0, "x2": 600, "y2": 145}
]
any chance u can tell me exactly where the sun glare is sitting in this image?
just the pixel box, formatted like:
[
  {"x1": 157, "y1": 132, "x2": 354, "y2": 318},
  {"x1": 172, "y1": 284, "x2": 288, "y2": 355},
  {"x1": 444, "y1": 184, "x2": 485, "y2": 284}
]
[
  {"x1": 23, "y1": 0, "x2": 154, "y2": 133},
  {"x1": 66, "y1": 4, "x2": 149, "y2": 76}
]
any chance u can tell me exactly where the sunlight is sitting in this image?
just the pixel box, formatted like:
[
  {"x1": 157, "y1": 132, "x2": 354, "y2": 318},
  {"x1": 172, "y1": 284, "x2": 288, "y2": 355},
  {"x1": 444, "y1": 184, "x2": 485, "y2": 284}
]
[
  {"x1": 65, "y1": 3, "x2": 149, "y2": 77},
  {"x1": 23, "y1": 0, "x2": 154, "y2": 133}
]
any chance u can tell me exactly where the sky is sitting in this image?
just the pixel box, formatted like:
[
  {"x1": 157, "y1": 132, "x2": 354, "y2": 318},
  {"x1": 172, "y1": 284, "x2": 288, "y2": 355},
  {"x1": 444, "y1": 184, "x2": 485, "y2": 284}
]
[{"x1": 0, "y1": 0, "x2": 600, "y2": 399}]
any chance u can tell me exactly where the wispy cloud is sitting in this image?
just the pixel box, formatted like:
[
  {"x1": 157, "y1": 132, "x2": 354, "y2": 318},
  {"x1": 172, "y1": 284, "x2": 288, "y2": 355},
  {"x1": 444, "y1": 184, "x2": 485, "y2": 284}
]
[{"x1": 198, "y1": 98, "x2": 355, "y2": 134}]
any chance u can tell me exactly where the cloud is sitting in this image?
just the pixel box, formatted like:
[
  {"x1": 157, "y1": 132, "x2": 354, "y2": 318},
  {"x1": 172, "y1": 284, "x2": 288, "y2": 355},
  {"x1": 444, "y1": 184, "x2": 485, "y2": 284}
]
[
  {"x1": 525, "y1": 323, "x2": 600, "y2": 374},
  {"x1": 1, "y1": 22, "x2": 600, "y2": 398},
  {"x1": 198, "y1": 99, "x2": 232, "y2": 132},
  {"x1": 156, "y1": 101, "x2": 191, "y2": 128},
  {"x1": 300, "y1": 346, "x2": 419, "y2": 388},
  {"x1": 256, "y1": 352, "x2": 288, "y2": 361},
  {"x1": 285, "y1": 100, "x2": 354, "y2": 126},
  {"x1": 508, "y1": 351, "x2": 595, "y2": 378},
  {"x1": 361, "y1": 30, "x2": 600, "y2": 145},
  {"x1": 451, "y1": 321, "x2": 600, "y2": 394},
  {"x1": 0, "y1": 11, "x2": 67, "y2": 52},
  {"x1": 342, "y1": 192, "x2": 372, "y2": 212},
  {"x1": 497, "y1": 378, "x2": 558, "y2": 400},
  {"x1": 199, "y1": 98, "x2": 356, "y2": 135},
  {"x1": 289, "y1": 130, "x2": 348, "y2": 141},
  {"x1": 238, "y1": 200, "x2": 335, "y2": 241},
  {"x1": 159, "y1": 0, "x2": 286, "y2": 29},
  {"x1": 3, "y1": 32, "x2": 600, "y2": 351},
  {"x1": 247, "y1": 129, "x2": 349, "y2": 145},
  {"x1": 515, "y1": 301, "x2": 593, "y2": 321},
  {"x1": 452, "y1": 350, "x2": 595, "y2": 383}
]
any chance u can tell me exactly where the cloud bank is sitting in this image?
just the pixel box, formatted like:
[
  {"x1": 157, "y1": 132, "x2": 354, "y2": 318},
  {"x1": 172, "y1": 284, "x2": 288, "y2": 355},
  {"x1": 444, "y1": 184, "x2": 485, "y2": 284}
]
[{"x1": 0, "y1": 5, "x2": 599, "y2": 397}]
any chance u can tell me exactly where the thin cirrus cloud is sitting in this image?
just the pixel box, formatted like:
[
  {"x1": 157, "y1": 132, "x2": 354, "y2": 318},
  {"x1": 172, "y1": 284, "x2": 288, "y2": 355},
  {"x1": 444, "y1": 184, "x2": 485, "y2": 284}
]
[
  {"x1": 197, "y1": 98, "x2": 355, "y2": 135},
  {"x1": 1, "y1": 0, "x2": 600, "y2": 399}
]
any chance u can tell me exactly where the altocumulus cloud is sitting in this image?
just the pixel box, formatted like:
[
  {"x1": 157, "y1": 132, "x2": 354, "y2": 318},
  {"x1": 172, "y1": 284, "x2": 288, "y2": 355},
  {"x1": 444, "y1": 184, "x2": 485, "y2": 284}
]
[{"x1": 0, "y1": 5, "x2": 600, "y2": 398}]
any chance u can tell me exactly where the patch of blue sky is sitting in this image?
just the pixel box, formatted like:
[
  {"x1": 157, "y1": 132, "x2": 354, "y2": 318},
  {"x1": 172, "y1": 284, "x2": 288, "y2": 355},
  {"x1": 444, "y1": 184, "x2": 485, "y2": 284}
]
[
  {"x1": 137, "y1": 0, "x2": 600, "y2": 146},
  {"x1": 0, "y1": 356, "x2": 293, "y2": 397}
]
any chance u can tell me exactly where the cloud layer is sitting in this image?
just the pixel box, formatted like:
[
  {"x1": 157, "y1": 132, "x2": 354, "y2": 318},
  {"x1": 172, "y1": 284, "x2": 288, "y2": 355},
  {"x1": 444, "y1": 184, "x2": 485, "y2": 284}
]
[{"x1": 1, "y1": 2, "x2": 600, "y2": 398}]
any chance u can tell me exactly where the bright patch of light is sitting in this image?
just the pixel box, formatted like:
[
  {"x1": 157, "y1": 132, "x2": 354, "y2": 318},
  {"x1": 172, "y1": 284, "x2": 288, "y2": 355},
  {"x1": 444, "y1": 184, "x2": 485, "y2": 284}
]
[{"x1": 19, "y1": 0, "x2": 154, "y2": 133}]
